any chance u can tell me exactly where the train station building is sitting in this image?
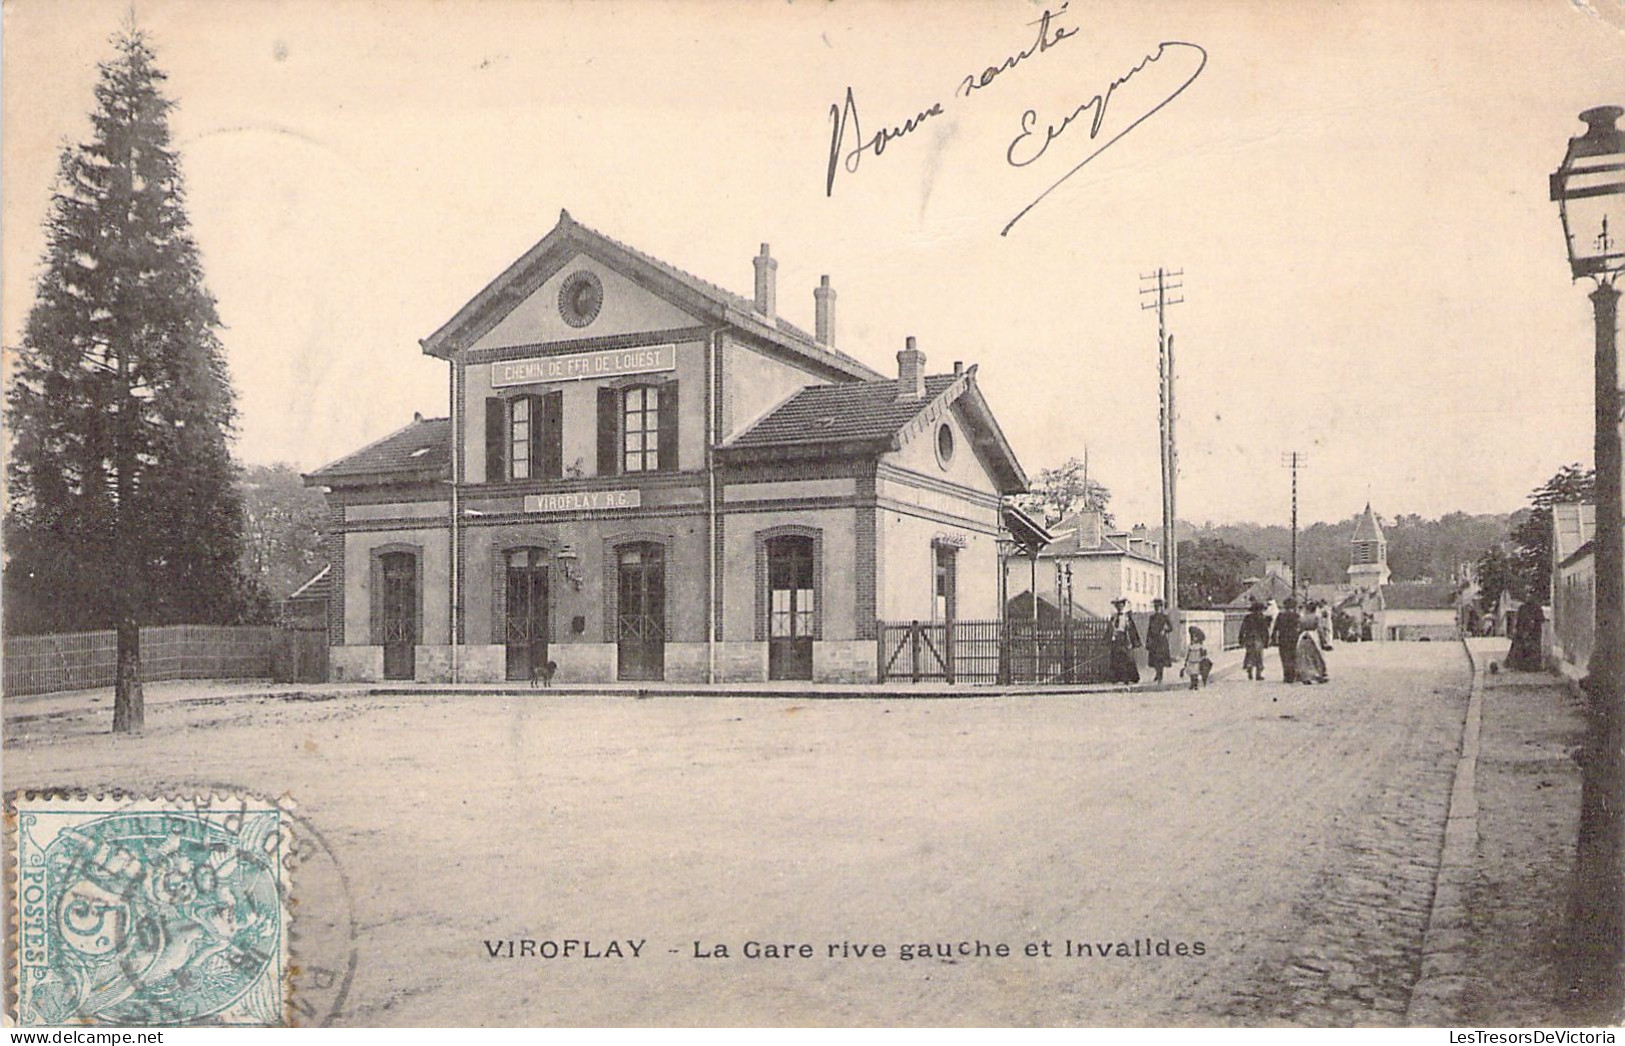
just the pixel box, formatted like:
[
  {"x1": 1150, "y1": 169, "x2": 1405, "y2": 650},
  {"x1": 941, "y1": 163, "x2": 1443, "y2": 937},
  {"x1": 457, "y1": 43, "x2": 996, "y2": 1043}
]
[{"x1": 306, "y1": 211, "x2": 1029, "y2": 683}]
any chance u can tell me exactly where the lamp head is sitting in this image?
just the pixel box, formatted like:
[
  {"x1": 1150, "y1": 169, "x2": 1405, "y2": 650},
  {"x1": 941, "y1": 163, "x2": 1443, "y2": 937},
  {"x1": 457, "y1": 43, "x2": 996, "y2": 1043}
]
[{"x1": 1552, "y1": 105, "x2": 1625, "y2": 281}]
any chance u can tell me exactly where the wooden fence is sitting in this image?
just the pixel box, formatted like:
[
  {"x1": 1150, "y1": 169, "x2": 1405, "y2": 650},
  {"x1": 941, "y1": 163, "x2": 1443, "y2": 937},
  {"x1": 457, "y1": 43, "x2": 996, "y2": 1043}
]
[{"x1": 3, "y1": 625, "x2": 289, "y2": 697}]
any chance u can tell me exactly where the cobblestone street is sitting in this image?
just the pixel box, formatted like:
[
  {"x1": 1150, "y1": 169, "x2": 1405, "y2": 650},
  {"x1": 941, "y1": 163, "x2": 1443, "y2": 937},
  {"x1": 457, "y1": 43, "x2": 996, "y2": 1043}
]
[{"x1": 7, "y1": 639, "x2": 1550, "y2": 1025}]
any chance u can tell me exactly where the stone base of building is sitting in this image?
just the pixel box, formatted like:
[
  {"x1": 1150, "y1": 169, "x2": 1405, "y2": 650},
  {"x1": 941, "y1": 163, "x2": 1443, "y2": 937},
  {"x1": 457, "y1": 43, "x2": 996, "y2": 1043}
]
[
  {"x1": 553, "y1": 643, "x2": 615, "y2": 683},
  {"x1": 814, "y1": 640, "x2": 878, "y2": 683},
  {"x1": 664, "y1": 643, "x2": 709, "y2": 683},
  {"x1": 327, "y1": 641, "x2": 880, "y2": 684},
  {"x1": 330, "y1": 645, "x2": 383, "y2": 682},
  {"x1": 423, "y1": 644, "x2": 505, "y2": 682},
  {"x1": 715, "y1": 641, "x2": 768, "y2": 682}
]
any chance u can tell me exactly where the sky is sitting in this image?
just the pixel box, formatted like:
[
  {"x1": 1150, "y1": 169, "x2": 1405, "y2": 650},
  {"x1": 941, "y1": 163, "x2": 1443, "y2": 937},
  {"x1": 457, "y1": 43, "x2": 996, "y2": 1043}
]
[{"x1": 5, "y1": 0, "x2": 1624, "y2": 531}]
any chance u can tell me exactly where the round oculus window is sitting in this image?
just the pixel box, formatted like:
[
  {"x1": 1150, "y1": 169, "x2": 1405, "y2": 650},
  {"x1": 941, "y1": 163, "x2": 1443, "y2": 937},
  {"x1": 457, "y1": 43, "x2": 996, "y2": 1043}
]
[
  {"x1": 935, "y1": 422, "x2": 955, "y2": 468},
  {"x1": 557, "y1": 270, "x2": 604, "y2": 328}
]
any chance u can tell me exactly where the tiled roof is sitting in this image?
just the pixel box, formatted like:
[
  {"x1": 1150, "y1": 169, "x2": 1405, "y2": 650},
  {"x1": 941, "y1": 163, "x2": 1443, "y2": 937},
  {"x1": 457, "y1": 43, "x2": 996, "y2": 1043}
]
[
  {"x1": 422, "y1": 210, "x2": 881, "y2": 382},
  {"x1": 307, "y1": 416, "x2": 450, "y2": 483},
  {"x1": 1036, "y1": 530, "x2": 1160, "y2": 562},
  {"x1": 1004, "y1": 590, "x2": 1103, "y2": 623},
  {"x1": 576, "y1": 218, "x2": 876, "y2": 373},
  {"x1": 728, "y1": 374, "x2": 962, "y2": 448},
  {"x1": 1353, "y1": 502, "x2": 1386, "y2": 543},
  {"x1": 1380, "y1": 581, "x2": 1461, "y2": 610},
  {"x1": 1552, "y1": 502, "x2": 1596, "y2": 564},
  {"x1": 286, "y1": 565, "x2": 330, "y2": 601},
  {"x1": 1225, "y1": 573, "x2": 1296, "y2": 608}
]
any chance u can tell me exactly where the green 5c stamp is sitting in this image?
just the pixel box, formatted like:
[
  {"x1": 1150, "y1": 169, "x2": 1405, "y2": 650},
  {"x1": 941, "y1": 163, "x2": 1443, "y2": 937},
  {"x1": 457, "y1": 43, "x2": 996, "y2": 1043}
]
[{"x1": 12, "y1": 795, "x2": 289, "y2": 1026}]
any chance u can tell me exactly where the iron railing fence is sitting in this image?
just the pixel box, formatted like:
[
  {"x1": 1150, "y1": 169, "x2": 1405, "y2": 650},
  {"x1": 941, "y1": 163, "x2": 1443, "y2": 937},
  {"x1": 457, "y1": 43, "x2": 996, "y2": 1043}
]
[{"x1": 876, "y1": 618, "x2": 1114, "y2": 685}]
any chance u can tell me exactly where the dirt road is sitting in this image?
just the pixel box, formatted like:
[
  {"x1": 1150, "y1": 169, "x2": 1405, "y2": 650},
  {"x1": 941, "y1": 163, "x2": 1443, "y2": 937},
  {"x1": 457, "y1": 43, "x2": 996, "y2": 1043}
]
[{"x1": 6, "y1": 641, "x2": 1471, "y2": 1025}]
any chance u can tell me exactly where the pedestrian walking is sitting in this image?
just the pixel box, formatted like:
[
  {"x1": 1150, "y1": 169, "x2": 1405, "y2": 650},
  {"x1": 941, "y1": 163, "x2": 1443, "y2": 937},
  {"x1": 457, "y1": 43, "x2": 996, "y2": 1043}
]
[
  {"x1": 1265, "y1": 597, "x2": 1280, "y2": 639},
  {"x1": 1239, "y1": 600, "x2": 1270, "y2": 681},
  {"x1": 1107, "y1": 598, "x2": 1141, "y2": 684},
  {"x1": 1296, "y1": 614, "x2": 1329, "y2": 684},
  {"x1": 1146, "y1": 597, "x2": 1175, "y2": 683},
  {"x1": 1506, "y1": 599, "x2": 1545, "y2": 671},
  {"x1": 1180, "y1": 625, "x2": 1211, "y2": 690},
  {"x1": 1317, "y1": 601, "x2": 1334, "y2": 651},
  {"x1": 1271, "y1": 598, "x2": 1302, "y2": 683}
]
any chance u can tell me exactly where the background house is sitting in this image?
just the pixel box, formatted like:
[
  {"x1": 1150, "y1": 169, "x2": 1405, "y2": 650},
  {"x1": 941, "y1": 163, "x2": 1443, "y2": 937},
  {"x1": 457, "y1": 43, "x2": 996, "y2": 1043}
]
[
  {"x1": 1003, "y1": 510, "x2": 1165, "y2": 619},
  {"x1": 1550, "y1": 501, "x2": 1596, "y2": 678}
]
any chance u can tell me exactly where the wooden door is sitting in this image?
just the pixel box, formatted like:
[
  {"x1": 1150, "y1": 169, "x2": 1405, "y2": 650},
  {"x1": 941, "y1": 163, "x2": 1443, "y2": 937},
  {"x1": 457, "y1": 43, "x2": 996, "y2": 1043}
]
[
  {"x1": 617, "y1": 543, "x2": 665, "y2": 681},
  {"x1": 381, "y1": 552, "x2": 416, "y2": 680},
  {"x1": 505, "y1": 549, "x2": 549, "y2": 681},
  {"x1": 767, "y1": 536, "x2": 814, "y2": 681}
]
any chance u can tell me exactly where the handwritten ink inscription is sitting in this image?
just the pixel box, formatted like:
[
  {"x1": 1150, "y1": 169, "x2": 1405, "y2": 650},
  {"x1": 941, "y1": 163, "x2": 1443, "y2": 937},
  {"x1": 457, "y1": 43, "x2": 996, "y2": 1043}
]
[{"x1": 821, "y1": 4, "x2": 1207, "y2": 236}]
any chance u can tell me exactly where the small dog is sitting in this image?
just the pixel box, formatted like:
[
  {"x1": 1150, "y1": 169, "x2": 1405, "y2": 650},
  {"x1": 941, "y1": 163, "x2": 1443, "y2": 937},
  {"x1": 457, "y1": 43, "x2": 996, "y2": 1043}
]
[{"x1": 529, "y1": 659, "x2": 557, "y2": 688}]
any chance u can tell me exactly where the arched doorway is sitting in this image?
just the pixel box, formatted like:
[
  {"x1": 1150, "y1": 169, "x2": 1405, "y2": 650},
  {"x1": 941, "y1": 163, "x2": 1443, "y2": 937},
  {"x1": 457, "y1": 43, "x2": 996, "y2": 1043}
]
[
  {"x1": 380, "y1": 551, "x2": 417, "y2": 680},
  {"x1": 767, "y1": 535, "x2": 815, "y2": 680},
  {"x1": 617, "y1": 542, "x2": 665, "y2": 681},
  {"x1": 505, "y1": 548, "x2": 550, "y2": 681}
]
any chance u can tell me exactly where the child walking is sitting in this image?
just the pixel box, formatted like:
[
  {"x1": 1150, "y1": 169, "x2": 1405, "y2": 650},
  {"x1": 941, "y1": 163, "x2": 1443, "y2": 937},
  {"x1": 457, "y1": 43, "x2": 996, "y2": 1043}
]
[{"x1": 1181, "y1": 626, "x2": 1212, "y2": 690}]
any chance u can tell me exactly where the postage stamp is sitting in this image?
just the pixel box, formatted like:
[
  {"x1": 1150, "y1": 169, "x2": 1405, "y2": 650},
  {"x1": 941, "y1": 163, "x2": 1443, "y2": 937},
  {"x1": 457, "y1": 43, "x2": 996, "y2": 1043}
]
[{"x1": 9, "y1": 794, "x2": 289, "y2": 1026}]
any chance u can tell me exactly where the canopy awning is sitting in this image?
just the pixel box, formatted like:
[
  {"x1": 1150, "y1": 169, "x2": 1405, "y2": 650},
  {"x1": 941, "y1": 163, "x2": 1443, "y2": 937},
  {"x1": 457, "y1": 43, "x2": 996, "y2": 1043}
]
[{"x1": 1001, "y1": 504, "x2": 1053, "y2": 554}]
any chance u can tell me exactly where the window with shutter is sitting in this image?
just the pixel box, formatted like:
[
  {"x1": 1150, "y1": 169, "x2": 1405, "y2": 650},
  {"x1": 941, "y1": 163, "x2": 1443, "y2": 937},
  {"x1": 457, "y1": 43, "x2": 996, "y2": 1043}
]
[
  {"x1": 509, "y1": 396, "x2": 532, "y2": 480},
  {"x1": 657, "y1": 381, "x2": 678, "y2": 471},
  {"x1": 622, "y1": 386, "x2": 659, "y2": 473},
  {"x1": 485, "y1": 398, "x2": 505, "y2": 483},
  {"x1": 539, "y1": 391, "x2": 564, "y2": 479},
  {"x1": 597, "y1": 387, "x2": 619, "y2": 476}
]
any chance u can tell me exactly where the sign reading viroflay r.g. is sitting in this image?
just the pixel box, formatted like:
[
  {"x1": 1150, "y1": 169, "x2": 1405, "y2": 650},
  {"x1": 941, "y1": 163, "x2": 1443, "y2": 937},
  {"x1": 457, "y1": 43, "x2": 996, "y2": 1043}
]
[{"x1": 491, "y1": 344, "x2": 676, "y2": 388}]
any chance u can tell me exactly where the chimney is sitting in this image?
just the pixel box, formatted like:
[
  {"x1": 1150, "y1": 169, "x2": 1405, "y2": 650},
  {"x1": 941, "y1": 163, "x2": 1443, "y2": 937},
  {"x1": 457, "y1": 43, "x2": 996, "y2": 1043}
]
[
  {"x1": 953, "y1": 361, "x2": 963, "y2": 375},
  {"x1": 814, "y1": 275, "x2": 836, "y2": 347},
  {"x1": 1266, "y1": 558, "x2": 1294, "y2": 584},
  {"x1": 896, "y1": 336, "x2": 926, "y2": 401},
  {"x1": 1076, "y1": 510, "x2": 1103, "y2": 550},
  {"x1": 753, "y1": 243, "x2": 777, "y2": 319},
  {"x1": 1129, "y1": 522, "x2": 1148, "y2": 554}
]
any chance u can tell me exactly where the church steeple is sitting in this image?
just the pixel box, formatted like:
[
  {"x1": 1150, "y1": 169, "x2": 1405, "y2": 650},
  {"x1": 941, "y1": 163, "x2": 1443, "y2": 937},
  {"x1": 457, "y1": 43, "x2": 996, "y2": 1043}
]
[{"x1": 1348, "y1": 502, "x2": 1391, "y2": 589}]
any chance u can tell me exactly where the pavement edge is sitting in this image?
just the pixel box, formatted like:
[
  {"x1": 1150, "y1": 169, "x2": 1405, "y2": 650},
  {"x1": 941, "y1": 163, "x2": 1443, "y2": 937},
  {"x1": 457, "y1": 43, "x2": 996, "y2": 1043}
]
[{"x1": 1405, "y1": 637, "x2": 1484, "y2": 1025}]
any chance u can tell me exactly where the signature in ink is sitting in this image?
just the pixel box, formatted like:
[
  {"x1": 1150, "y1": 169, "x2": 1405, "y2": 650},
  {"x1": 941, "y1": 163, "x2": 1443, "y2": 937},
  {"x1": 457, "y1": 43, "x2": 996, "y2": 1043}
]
[
  {"x1": 1001, "y1": 41, "x2": 1208, "y2": 236},
  {"x1": 958, "y1": 2, "x2": 1078, "y2": 97},
  {"x1": 825, "y1": 87, "x2": 946, "y2": 197},
  {"x1": 825, "y1": 4, "x2": 1078, "y2": 198}
]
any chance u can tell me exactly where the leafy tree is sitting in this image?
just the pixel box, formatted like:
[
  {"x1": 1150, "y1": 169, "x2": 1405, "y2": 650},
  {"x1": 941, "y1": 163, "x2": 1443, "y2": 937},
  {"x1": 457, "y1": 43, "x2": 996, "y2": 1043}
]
[
  {"x1": 1509, "y1": 463, "x2": 1595, "y2": 603},
  {"x1": 239, "y1": 463, "x2": 328, "y2": 610},
  {"x1": 1177, "y1": 536, "x2": 1259, "y2": 607},
  {"x1": 4, "y1": 26, "x2": 246, "y2": 730},
  {"x1": 1015, "y1": 456, "x2": 1112, "y2": 528},
  {"x1": 1474, "y1": 543, "x2": 1519, "y2": 613}
]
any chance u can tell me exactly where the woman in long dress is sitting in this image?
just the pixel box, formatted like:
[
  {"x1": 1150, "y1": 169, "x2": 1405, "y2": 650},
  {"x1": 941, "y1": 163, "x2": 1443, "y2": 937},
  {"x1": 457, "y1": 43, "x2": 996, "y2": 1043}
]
[
  {"x1": 1107, "y1": 598, "x2": 1141, "y2": 684},
  {"x1": 1296, "y1": 608, "x2": 1329, "y2": 684},
  {"x1": 1145, "y1": 598, "x2": 1175, "y2": 683}
]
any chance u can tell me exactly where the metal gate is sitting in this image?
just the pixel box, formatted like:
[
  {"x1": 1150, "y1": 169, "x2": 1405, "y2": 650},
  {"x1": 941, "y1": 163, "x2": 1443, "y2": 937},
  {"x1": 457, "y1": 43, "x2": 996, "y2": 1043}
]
[{"x1": 877, "y1": 618, "x2": 1112, "y2": 685}]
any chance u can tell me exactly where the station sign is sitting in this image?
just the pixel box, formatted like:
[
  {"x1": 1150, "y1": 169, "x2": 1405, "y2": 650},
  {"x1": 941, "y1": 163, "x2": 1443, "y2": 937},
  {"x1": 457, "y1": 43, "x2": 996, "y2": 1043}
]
[
  {"x1": 523, "y1": 490, "x2": 641, "y2": 514},
  {"x1": 492, "y1": 344, "x2": 676, "y2": 388}
]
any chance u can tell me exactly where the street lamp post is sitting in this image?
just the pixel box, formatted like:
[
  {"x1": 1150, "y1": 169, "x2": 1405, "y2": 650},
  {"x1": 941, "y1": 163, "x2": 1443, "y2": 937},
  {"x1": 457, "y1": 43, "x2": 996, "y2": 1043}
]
[{"x1": 1551, "y1": 103, "x2": 1625, "y2": 1011}]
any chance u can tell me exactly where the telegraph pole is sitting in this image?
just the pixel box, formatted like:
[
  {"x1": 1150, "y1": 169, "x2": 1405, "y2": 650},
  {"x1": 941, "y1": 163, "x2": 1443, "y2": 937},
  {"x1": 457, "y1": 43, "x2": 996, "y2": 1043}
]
[
  {"x1": 1281, "y1": 452, "x2": 1309, "y2": 600},
  {"x1": 1141, "y1": 268, "x2": 1183, "y2": 615}
]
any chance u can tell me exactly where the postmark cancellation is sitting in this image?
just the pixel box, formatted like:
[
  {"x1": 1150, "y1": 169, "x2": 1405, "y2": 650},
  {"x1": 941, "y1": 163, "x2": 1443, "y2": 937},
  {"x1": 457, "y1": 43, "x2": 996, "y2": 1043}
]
[{"x1": 8, "y1": 794, "x2": 290, "y2": 1026}]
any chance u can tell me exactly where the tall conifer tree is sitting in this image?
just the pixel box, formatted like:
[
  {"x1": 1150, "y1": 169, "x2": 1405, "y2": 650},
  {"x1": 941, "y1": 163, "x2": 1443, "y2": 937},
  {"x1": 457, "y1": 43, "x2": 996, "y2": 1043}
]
[{"x1": 5, "y1": 25, "x2": 247, "y2": 730}]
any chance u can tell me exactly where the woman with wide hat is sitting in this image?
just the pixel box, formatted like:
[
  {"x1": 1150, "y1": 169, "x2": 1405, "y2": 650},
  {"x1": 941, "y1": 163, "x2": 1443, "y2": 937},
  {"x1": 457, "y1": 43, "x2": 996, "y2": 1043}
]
[
  {"x1": 1238, "y1": 600, "x2": 1270, "y2": 680},
  {"x1": 1107, "y1": 597, "x2": 1142, "y2": 684}
]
